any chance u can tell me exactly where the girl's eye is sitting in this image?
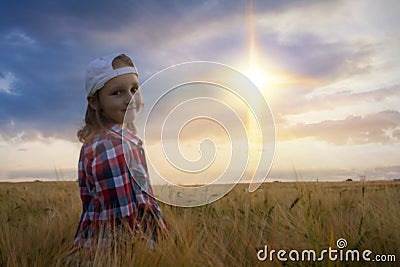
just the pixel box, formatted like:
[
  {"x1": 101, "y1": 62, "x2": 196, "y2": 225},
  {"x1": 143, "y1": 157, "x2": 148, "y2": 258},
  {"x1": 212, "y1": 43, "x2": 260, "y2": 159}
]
[
  {"x1": 112, "y1": 90, "x2": 121, "y2": 96},
  {"x1": 131, "y1": 88, "x2": 138, "y2": 94}
]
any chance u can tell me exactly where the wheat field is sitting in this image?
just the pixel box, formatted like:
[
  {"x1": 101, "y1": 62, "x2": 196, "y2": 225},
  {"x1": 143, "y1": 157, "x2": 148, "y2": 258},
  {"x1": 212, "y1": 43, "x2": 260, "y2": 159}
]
[{"x1": 0, "y1": 180, "x2": 399, "y2": 266}]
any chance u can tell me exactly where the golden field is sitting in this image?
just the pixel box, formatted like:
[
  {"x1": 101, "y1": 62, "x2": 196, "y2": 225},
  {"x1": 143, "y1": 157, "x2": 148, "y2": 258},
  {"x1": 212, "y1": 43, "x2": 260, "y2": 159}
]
[{"x1": 0, "y1": 180, "x2": 399, "y2": 266}]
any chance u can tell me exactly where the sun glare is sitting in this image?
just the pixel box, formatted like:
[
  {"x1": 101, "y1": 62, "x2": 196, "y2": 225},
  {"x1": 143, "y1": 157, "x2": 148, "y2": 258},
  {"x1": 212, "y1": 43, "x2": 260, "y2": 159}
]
[{"x1": 244, "y1": 66, "x2": 266, "y2": 90}]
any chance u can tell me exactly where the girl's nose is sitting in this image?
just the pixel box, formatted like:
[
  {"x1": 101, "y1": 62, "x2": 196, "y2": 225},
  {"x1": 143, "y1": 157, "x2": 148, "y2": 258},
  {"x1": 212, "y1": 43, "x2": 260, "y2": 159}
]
[
  {"x1": 125, "y1": 91, "x2": 137, "y2": 107},
  {"x1": 125, "y1": 90, "x2": 134, "y2": 103}
]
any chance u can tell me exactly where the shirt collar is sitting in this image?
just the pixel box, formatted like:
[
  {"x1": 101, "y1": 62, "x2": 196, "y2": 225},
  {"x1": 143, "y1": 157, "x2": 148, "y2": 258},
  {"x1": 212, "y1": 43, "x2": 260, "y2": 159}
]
[{"x1": 110, "y1": 124, "x2": 141, "y2": 146}]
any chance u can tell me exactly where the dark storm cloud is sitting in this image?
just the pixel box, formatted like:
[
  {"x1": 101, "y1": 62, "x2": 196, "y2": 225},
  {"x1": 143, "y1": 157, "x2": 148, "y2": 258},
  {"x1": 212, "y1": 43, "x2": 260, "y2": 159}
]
[
  {"x1": 0, "y1": 0, "x2": 194, "y2": 142},
  {"x1": 0, "y1": 0, "x2": 254, "y2": 143}
]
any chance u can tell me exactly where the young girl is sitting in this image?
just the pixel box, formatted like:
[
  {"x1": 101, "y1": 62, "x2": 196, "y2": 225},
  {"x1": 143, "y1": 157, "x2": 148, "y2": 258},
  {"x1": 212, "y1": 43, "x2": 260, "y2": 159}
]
[{"x1": 73, "y1": 53, "x2": 168, "y2": 250}]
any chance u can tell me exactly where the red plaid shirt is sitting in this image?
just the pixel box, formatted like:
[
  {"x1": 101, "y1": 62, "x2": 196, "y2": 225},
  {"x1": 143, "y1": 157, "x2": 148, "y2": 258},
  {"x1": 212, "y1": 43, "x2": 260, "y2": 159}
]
[{"x1": 73, "y1": 124, "x2": 167, "y2": 247}]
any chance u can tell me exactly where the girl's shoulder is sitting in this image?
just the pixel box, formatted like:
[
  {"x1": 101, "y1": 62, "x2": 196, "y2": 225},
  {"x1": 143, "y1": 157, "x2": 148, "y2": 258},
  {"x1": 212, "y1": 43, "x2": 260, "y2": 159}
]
[
  {"x1": 109, "y1": 124, "x2": 143, "y2": 147},
  {"x1": 81, "y1": 124, "x2": 142, "y2": 155}
]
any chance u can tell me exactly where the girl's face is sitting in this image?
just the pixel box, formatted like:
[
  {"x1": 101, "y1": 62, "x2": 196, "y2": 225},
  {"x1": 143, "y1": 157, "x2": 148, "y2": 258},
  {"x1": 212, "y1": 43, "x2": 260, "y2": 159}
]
[{"x1": 97, "y1": 73, "x2": 139, "y2": 126}]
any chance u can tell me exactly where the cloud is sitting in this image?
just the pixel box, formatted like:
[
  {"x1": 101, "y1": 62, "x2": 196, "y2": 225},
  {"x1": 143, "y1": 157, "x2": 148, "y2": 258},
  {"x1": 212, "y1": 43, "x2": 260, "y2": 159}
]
[
  {"x1": 257, "y1": 0, "x2": 400, "y2": 43},
  {"x1": 0, "y1": 0, "x2": 399, "y2": 149},
  {"x1": 275, "y1": 84, "x2": 400, "y2": 117},
  {"x1": 271, "y1": 36, "x2": 374, "y2": 80},
  {"x1": 281, "y1": 110, "x2": 400, "y2": 145},
  {"x1": 0, "y1": 72, "x2": 18, "y2": 95},
  {"x1": 393, "y1": 129, "x2": 400, "y2": 140},
  {"x1": 0, "y1": 120, "x2": 81, "y2": 143},
  {"x1": 309, "y1": 85, "x2": 400, "y2": 109},
  {"x1": 252, "y1": 0, "x2": 400, "y2": 88},
  {"x1": 4, "y1": 30, "x2": 35, "y2": 46}
]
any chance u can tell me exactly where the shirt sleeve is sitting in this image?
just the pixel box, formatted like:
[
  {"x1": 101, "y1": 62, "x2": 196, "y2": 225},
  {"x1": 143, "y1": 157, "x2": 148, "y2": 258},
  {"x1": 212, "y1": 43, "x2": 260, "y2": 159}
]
[{"x1": 78, "y1": 145, "x2": 92, "y2": 208}]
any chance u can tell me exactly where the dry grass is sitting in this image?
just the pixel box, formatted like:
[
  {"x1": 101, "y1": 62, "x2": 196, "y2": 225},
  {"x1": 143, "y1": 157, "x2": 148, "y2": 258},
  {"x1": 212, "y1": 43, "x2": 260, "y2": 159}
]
[{"x1": 0, "y1": 180, "x2": 399, "y2": 266}]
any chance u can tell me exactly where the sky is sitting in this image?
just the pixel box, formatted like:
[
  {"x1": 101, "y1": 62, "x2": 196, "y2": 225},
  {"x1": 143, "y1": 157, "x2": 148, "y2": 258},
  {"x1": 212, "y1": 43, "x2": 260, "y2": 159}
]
[{"x1": 0, "y1": 0, "x2": 399, "y2": 182}]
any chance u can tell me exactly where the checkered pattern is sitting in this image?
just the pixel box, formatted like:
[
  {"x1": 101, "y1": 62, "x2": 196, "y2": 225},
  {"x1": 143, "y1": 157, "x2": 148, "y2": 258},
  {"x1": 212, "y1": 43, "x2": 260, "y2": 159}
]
[{"x1": 73, "y1": 124, "x2": 167, "y2": 247}]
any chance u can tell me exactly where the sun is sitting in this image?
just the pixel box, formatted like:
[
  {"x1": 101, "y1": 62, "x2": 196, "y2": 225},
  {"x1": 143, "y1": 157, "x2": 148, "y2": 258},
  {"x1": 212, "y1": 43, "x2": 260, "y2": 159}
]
[{"x1": 244, "y1": 65, "x2": 267, "y2": 90}]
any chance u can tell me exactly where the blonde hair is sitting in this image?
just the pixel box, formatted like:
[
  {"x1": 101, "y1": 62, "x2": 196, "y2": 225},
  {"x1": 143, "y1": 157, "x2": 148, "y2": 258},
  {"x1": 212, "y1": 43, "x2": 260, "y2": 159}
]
[{"x1": 77, "y1": 54, "x2": 143, "y2": 144}]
